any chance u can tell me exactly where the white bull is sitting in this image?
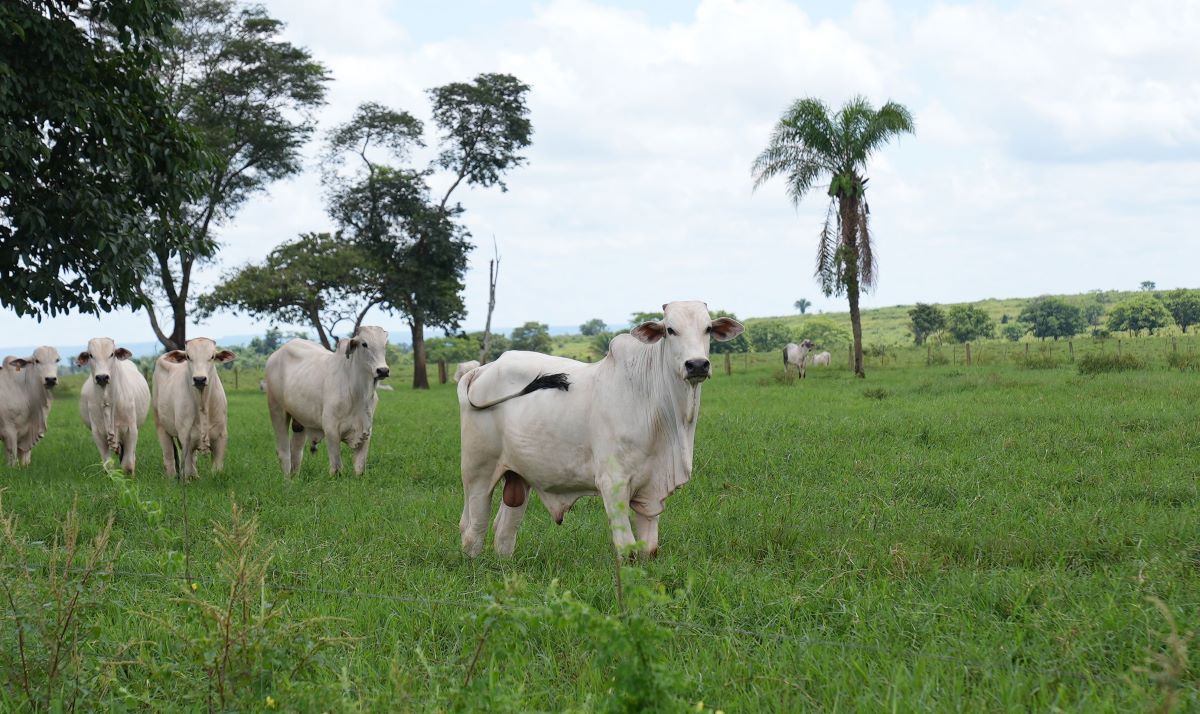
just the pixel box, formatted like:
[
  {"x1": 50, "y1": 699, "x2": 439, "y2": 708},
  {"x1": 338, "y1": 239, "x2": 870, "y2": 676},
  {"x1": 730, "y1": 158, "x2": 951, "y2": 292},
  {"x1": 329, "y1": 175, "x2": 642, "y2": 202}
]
[
  {"x1": 77, "y1": 338, "x2": 150, "y2": 474},
  {"x1": 265, "y1": 326, "x2": 390, "y2": 476},
  {"x1": 810, "y1": 351, "x2": 832, "y2": 367},
  {"x1": 783, "y1": 340, "x2": 814, "y2": 379},
  {"x1": 153, "y1": 338, "x2": 236, "y2": 480},
  {"x1": 0, "y1": 346, "x2": 61, "y2": 466},
  {"x1": 457, "y1": 300, "x2": 744, "y2": 559}
]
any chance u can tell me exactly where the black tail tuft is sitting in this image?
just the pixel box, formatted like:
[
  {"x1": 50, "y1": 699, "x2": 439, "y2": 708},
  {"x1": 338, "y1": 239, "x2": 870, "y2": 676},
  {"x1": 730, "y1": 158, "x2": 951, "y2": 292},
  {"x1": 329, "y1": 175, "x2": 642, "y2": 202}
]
[{"x1": 520, "y1": 372, "x2": 570, "y2": 396}]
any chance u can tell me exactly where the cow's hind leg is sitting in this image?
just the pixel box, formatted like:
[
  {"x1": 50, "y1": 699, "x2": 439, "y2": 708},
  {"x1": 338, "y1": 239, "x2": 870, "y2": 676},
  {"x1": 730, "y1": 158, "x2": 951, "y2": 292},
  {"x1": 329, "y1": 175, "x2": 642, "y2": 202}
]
[
  {"x1": 267, "y1": 394, "x2": 292, "y2": 475},
  {"x1": 461, "y1": 464, "x2": 502, "y2": 558},
  {"x1": 493, "y1": 471, "x2": 531, "y2": 557},
  {"x1": 288, "y1": 424, "x2": 307, "y2": 476}
]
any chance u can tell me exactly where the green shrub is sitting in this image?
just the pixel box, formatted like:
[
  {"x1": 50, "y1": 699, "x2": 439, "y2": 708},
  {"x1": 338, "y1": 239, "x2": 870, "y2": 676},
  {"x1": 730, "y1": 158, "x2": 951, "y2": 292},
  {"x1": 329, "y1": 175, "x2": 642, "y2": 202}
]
[
  {"x1": 1077, "y1": 352, "x2": 1145, "y2": 375},
  {"x1": 1166, "y1": 351, "x2": 1199, "y2": 372}
]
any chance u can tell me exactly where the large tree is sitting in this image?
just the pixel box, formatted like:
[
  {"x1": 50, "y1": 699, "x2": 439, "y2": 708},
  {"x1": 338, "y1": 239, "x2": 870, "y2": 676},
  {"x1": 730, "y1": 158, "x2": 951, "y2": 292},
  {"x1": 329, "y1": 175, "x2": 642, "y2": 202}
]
[
  {"x1": 1, "y1": 0, "x2": 203, "y2": 317},
  {"x1": 908, "y1": 303, "x2": 945, "y2": 345},
  {"x1": 1106, "y1": 295, "x2": 1173, "y2": 336},
  {"x1": 1019, "y1": 296, "x2": 1086, "y2": 340},
  {"x1": 140, "y1": 0, "x2": 329, "y2": 350},
  {"x1": 944, "y1": 304, "x2": 995, "y2": 343},
  {"x1": 325, "y1": 73, "x2": 532, "y2": 389},
  {"x1": 195, "y1": 232, "x2": 382, "y2": 349},
  {"x1": 1162, "y1": 288, "x2": 1200, "y2": 333},
  {"x1": 753, "y1": 96, "x2": 914, "y2": 377}
]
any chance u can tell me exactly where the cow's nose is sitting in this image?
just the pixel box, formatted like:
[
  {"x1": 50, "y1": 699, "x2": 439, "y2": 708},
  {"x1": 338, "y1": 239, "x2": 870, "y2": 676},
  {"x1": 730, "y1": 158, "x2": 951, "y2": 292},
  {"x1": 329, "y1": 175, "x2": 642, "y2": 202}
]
[
  {"x1": 684, "y1": 358, "x2": 710, "y2": 376},
  {"x1": 375, "y1": 366, "x2": 390, "y2": 379},
  {"x1": 94, "y1": 374, "x2": 110, "y2": 387},
  {"x1": 192, "y1": 376, "x2": 208, "y2": 388},
  {"x1": 44, "y1": 377, "x2": 57, "y2": 387}
]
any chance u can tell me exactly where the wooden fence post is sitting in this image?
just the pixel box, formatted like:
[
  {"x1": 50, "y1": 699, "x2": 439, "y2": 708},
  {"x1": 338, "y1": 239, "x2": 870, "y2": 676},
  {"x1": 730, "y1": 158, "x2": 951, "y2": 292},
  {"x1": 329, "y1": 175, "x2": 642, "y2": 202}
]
[
  {"x1": 1117, "y1": 339, "x2": 1122, "y2": 356},
  {"x1": 234, "y1": 367, "x2": 239, "y2": 389},
  {"x1": 1025, "y1": 343, "x2": 1030, "y2": 358},
  {"x1": 926, "y1": 344, "x2": 931, "y2": 366},
  {"x1": 1068, "y1": 341, "x2": 1074, "y2": 363},
  {"x1": 724, "y1": 353, "x2": 732, "y2": 376},
  {"x1": 965, "y1": 342, "x2": 972, "y2": 366},
  {"x1": 437, "y1": 359, "x2": 447, "y2": 384}
]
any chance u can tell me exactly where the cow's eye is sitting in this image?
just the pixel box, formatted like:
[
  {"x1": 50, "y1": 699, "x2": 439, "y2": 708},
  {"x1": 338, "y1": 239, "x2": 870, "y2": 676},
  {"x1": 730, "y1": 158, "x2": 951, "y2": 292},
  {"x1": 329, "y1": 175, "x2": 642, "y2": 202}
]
[
  {"x1": 705, "y1": 326, "x2": 712, "y2": 334},
  {"x1": 666, "y1": 327, "x2": 676, "y2": 336}
]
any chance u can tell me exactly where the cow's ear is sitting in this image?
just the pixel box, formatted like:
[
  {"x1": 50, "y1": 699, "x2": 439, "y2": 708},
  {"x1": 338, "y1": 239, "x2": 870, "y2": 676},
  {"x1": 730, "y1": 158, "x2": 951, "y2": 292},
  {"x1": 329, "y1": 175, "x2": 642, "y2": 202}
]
[
  {"x1": 631, "y1": 320, "x2": 666, "y2": 344},
  {"x1": 709, "y1": 317, "x2": 744, "y2": 342},
  {"x1": 164, "y1": 350, "x2": 188, "y2": 363},
  {"x1": 215, "y1": 350, "x2": 236, "y2": 363},
  {"x1": 75, "y1": 352, "x2": 91, "y2": 367},
  {"x1": 114, "y1": 348, "x2": 133, "y2": 361},
  {"x1": 345, "y1": 338, "x2": 359, "y2": 358},
  {"x1": 5, "y1": 357, "x2": 29, "y2": 371}
]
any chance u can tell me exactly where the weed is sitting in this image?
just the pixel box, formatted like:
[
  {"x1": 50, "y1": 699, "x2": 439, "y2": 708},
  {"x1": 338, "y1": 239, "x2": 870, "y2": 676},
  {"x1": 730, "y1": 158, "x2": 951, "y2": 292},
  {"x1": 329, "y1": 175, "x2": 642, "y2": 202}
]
[
  {"x1": 1077, "y1": 352, "x2": 1145, "y2": 375},
  {"x1": 1016, "y1": 352, "x2": 1060, "y2": 369},
  {"x1": 1132, "y1": 597, "x2": 1193, "y2": 713},
  {"x1": 1166, "y1": 351, "x2": 1199, "y2": 372},
  {"x1": 863, "y1": 387, "x2": 892, "y2": 400}
]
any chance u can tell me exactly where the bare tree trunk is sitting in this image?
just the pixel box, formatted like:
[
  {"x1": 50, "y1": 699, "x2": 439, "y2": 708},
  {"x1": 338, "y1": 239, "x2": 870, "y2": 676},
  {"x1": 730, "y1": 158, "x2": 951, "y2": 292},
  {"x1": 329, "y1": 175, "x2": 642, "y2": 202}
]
[
  {"x1": 479, "y1": 241, "x2": 499, "y2": 364},
  {"x1": 411, "y1": 318, "x2": 429, "y2": 389}
]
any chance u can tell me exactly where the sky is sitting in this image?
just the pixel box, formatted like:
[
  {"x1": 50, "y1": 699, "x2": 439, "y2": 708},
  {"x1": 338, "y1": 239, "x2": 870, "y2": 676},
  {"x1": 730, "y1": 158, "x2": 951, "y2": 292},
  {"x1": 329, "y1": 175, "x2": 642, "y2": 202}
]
[{"x1": 4, "y1": 0, "x2": 1199, "y2": 349}]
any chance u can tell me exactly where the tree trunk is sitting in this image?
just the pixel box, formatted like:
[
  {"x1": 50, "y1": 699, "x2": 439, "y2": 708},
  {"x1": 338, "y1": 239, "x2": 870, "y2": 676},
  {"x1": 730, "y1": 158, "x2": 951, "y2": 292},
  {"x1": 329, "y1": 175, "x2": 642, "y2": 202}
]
[
  {"x1": 839, "y1": 194, "x2": 866, "y2": 378},
  {"x1": 479, "y1": 253, "x2": 499, "y2": 364},
  {"x1": 410, "y1": 318, "x2": 429, "y2": 389},
  {"x1": 308, "y1": 307, "x2": 332, "y2": 350}
]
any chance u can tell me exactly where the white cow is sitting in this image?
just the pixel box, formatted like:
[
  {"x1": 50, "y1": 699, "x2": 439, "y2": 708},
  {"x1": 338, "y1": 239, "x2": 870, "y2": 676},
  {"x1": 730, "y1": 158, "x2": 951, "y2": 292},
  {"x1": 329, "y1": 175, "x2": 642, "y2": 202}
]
[
  {"x1": 77, "y1": 338, "x2": 150, "y2": 474},
  {"x1": 0, "y1": 346, "x2": 61, "y2": 466},
  {"x1": 453, "y1": 360, "x2": 480, "y2": 383},
  {"x1": 457, "y1": 300, "x2": 744, "y2": 559},
  {"x1": 153, "y1": 338, "x2": 236, "y2": 480},
  {"x1": 783, "y1": 340, "x2": 815, "y2": 379},
  {"x1": 810, "y1": 350, "x2": 832, "y2": 367},
  {"x1": 265, "y1": 326, "x2": 390, "y2": 476}
]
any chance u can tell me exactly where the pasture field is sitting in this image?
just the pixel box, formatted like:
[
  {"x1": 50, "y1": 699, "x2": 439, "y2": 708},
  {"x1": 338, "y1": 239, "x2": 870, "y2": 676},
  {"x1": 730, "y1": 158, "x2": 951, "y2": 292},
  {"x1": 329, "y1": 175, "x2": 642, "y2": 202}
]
[{"x1": 2, "y1": 355, "x2": 1198, "y2": 711}]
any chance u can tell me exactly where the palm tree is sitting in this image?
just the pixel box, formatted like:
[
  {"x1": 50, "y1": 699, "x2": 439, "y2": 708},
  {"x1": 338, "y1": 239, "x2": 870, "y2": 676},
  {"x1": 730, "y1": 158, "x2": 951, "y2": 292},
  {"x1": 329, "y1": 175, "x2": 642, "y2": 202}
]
[
  {"x1": 794, "y1": 298, "x2": 812, "y2": 314},
  {"x1": 753, "y1": 96, "x2": 914, "y2": 377}
]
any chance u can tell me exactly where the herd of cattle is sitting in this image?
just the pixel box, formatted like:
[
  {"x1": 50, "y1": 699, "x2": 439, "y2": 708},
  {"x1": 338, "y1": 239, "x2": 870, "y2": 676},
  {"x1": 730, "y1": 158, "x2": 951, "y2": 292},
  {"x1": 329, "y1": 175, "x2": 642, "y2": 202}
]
[{"x1": 0, "y1": 301, "x2": 831, "y2": 557}]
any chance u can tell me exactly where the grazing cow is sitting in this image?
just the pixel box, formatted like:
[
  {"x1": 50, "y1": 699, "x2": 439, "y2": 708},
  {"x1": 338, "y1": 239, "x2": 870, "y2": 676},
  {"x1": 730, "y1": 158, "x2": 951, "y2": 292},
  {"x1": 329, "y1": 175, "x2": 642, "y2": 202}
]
[
  {"x1": 783, "y1": 340, "x2": 815, "y2": 378},
  {"x1": 457, "y1": 300, "x2": 744, "y2": 559},
  {"x1": 153, "y1": 338, "x2": 235, "y2": 480},
  {"x1": 0, "y1": 346, "x2": 60, "y2": 466},
  {"x1": 265, "y1": 326, "x2": 390, "y2": 476},
  {"x1": 453, "y1": 360, "x2": 480, "y2": 383},
  {"x1": 77, "y1": 338, "x2": 150, "y2": 474},
  {"x1": 810, "y1": 351, "x2": 832, "y2": 367}
]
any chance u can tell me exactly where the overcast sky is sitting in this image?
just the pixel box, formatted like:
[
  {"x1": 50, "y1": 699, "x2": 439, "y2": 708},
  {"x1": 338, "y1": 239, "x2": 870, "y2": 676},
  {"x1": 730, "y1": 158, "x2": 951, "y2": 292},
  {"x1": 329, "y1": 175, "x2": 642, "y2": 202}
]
[{"x1": 4, "y1": 0, "x2": 1199, "y2": 349}]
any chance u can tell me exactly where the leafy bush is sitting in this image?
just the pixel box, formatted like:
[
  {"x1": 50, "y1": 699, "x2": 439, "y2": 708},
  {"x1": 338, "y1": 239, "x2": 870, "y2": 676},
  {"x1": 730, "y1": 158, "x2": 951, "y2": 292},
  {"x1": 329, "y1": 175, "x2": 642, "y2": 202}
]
[
  {"x1": 863, "y1": 387, "x2": 891, "y2": 400},
  {"x1": 1077, "y1": 352, "x2": 1145, "y2": 375}
]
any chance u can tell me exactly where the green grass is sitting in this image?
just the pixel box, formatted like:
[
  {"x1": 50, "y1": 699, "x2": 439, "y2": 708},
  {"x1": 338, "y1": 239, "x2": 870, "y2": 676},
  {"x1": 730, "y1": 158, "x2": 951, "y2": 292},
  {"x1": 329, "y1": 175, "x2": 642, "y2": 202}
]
[{"x1": 2, "y1": 357, "x2": 1199, "y2": 711}]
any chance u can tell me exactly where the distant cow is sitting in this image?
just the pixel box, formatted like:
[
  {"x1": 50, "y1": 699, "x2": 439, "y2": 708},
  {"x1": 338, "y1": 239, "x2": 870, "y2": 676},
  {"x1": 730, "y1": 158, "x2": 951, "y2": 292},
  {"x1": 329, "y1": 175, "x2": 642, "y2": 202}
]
[
  {"x1": 153, "y1": 338, "x2": 235, "y2": 480},
  {"x1": 453, "y1": 360, "x2": 480, "y2": 383},
  {"x1": 77, "y1": 338, "x2": 150, "y2": 474},
  {"x1": 810, "y1": 351, "x2": 832, "y2": 367},
  {"x1": 783, "y1": 340, "x2": 815, "y2": 379},
  {"x1": 0, "y1": 346, "x2": 60, "y2": 466},
  {"x1": 265, "y1": 326, "x2": 390, "y2": 476},
  {"x1": 458, "y1": 300, "x2": 744, "y2": 559}
]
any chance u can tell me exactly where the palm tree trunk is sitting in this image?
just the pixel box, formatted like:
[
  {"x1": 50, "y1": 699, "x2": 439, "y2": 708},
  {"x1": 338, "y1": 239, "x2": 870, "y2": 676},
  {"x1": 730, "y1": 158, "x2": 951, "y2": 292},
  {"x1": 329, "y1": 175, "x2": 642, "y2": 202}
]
[{"x1": 839, "y1": 195, "x2": 866, "y2": 378}]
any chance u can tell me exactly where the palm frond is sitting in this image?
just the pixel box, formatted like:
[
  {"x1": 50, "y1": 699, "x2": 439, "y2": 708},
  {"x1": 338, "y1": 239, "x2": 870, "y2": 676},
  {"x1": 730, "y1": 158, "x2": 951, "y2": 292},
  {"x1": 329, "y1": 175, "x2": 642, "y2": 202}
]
[
  {"x1": 752, "y1": 98, "x2": 841, "y2": 204},
  {"x1": 856, "y1": 199, "x2": 876, "y2": 290},
  {"x1": 860, "y1": 100, "x2": 915, "y2": 158},
  {"x1": 814, "y1": 198, "x2": 840, "y2": 297}
]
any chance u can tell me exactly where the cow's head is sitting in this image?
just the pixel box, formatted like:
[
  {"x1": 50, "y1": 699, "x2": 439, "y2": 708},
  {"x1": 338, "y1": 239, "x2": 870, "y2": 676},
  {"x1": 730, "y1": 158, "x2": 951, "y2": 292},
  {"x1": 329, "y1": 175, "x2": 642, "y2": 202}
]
[
  {"x1": 800, "y1": 339, "x2": 814, "y2": 351},
  {"x1": 76, "y1": 337, "x2": 133, "y2": 388},
  {"x1": 341, "y1": 325, "x2": 390, "y2": 381},
  {"x1": 22, "y1": 346, "x2": 61, "y2": 388},
  {"x1": 631, "y1": 301, "x2": 744, "y2": 384},
  {"x1": 163, "y1": 338, "x2": 235, "y2": 390}
]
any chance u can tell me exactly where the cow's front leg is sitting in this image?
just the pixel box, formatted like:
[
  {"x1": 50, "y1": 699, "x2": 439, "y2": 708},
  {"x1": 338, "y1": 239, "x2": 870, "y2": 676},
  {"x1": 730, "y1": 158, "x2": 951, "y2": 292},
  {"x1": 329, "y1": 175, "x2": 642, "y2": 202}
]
[
  {"x1": 18, "y1": 448, "x2": 32, "y2": 467},
  {"x1": 597, "y1": 469, "x2": 637, "y2": 558},
  {"x1": 351, "y1": 433, "x2": 371, "y2": 476},
  {"x1": 634, "y1": 511, "x2": 661, "y2": 558},
  {"x1": 120, "y1": 426, "x2": 138, "y2": 475},
  {"x1": 323, "y1": 419, "x2": 344, "y2": 476},
  {"x1": 2, "y1": 427, "x2": 19, "y2": 466},
  {"x1": 88, "y1": 427, "x2": 111, "y2": 465},
  {"x1": 156, "y1": 422, "x2": 178, "y2": 478},
  {"x1": 211, "y1": 431, "x2": 227, "y2": 474}
]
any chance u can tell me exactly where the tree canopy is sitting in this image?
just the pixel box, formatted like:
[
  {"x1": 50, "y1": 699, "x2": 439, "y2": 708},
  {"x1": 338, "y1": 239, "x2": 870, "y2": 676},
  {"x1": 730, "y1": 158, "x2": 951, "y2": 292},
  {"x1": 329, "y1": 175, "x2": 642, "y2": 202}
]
[
  {"x1": 1, "y1": 0, "x2": 204, "y2": 317},
  {"x1": 511, "y1": 322, "x2": 552, "y2": 353},
  {"x1": 1018, "y1": 297, "x2": 1086, "y2": 340},
  {"x1": 1107, "y1": 295, "x2": 1173, "y2": 336},
  {"x1": 1162, "y1": 289, "x2": 1200, "y2": 333},
  {"x1": 141, "y1": 0, "x2": 329, "y2": 349},
  {"x1": 579, "y1": 319, "x2": 608, "y2": 337},
  {"x1": 195, "y1": 232, "x2": 381, "y2": 350},
  {"x1": 945, "y1": 305, "x2": 995, "y2": 343},
  {"x1": 908, "y1": 303, "x2": 945, "y2": 345}
]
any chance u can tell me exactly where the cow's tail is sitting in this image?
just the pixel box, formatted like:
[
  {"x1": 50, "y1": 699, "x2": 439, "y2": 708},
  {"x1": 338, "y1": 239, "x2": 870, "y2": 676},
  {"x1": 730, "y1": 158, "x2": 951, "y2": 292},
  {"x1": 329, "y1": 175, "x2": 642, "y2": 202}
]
[{"x1": 467, "y1": 372, "x2": 570, "y2": 410}]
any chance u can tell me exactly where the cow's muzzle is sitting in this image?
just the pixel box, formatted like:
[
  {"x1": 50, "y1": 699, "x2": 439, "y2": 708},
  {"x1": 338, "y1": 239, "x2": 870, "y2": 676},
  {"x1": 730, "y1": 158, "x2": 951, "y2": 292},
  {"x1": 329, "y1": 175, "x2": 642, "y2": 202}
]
[
  {"x1": 94, "y1": 374, "x2": 110, "y2": 387},
  {"x1": 684, "y1": 358, "x2": 710, "y2": 382},
  {"x1": 375, "y1": 366, "x2": 390, "y2": 380},
  {"x1": 192, "y1": 376, "x2": 208, "y2": 389},
  {"x1": 44, "y1": 377, "x2": 58, "y2": 387}
]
